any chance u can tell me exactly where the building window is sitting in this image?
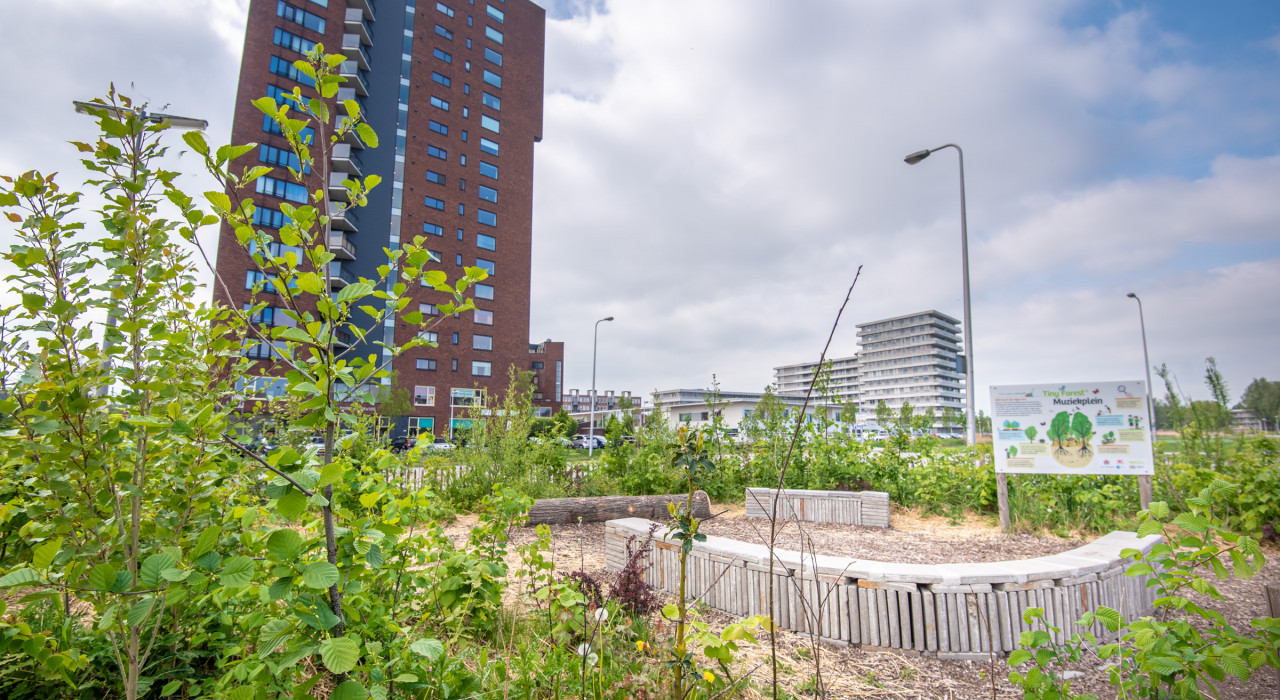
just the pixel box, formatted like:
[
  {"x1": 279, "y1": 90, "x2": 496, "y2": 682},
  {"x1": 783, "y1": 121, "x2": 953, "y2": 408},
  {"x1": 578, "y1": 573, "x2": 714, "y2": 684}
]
[
  {"x1": 431, "y1": 71, "x2": 451, "y2": 87},
  {"x1": 425, "y1": 170, "x2": 445, "y2": 185},
  {"x1": 252, "y1": 206, "x2": 289, "y2": 229},
  {"x1": 475, "y1": 258, "x2": 495, "y2": 275},
  {"x1": 460, "y1": 129, "x2": 468, "y2": 142},
  {"x1": 414, "y1": 386, "x2": 436, "y2": 406},
  {"x1": 486, "y1": 4, "x2": 504, "y2": 22},
  {"x1": 435, "y1": 2, "x2": 455, "y2": 18},
  {"x1": 451, "y1": 332, "x2": 459, "y2": 345},
  {"x1": 472, "y1": 361, "x2": 492, "y2": 377},
  {"x1": 256, "y1": 176, "x2": 308, "y2": 204},
  {"x1": 420, "y1": 303, "x2": 440, "y2": 317},
  {"x1": 477, "y1": 185, "x2": 497, "y2": 203},
  {"x1": 479, "y1": 138, "x2": 499, "y2": 156},
  {"x1": 485, "y1": 26, "x2": 504, "y2": 45},
  {"x1": 467, "y1": 15, "x2": 474, "y2": 27},
  {"x1": 678, "y1": 413, "x2": 693, "y2": 422},
  {"x1": 479, "y1": 161, "x2": 498, "y2": 179},
  {"x1": 484, "y1": 48, "x2": 502, "y2": 66},
  {"x1": 476, "y1": 233, "x2": 496, "y2": 250},
  {"x1": 265, "y1": 84, "x2": 302, "y2": 108},
  {"x1": 428, "y1": 250, "x2": 444, "y2": 263},
  {"x1": 259, "y1": 144, "x2": 306, "y2": 173},
  {"x1": 466, "y1": 38, "x2": 472, "y2": 49},
  {"x1": 531, "y1": 361, "x2": 544, "y2": 370},
  {"x1": 473, "y1": 334, "x2": 492, "y2": 351},
  {"x1": 434, "y1": 24, "x2": 453, "y2": 39},
  {"x1": 483, "y1": 70, "x2": 501, "y2": 89},
  {"x1": 423, "y1": 222, "x2": 444, "y2": 236},
  {"x1": 277, "y1": 1, "x2": 326, "y2": 33},
  {"x1": 407, "y1": 416, "x2": 434, "y2": 438},
  {"x1": 451, "y1": 359, "x2": 458, "y2": 371},
  {"x1": 474, "y1": 308, "x2": 493, "y2": 325},
  {"x1": 480, "y1": 115, "x2": 500, "y2": 133},
  {"x1": 463, "y1": 83, "x2": 470, "y2": 95},
  {"x1": 476, "y1": 209, "x2": 497, "y2": 227},
  {"x1": 416, "y1": 359, "x2": 437, "y2": 371},
  {"x1": 268, "y1": 55, "x2": 315, "y2": 87},
  {"x1": 456, "y1": 253, "x2": 463, "y2": 265},
  {"x1": 424, "y1": 196, "x2": 445, "y2": 210},
  {"x1": 427, "y1": 145, "x2": 448, "y2": 160},
  {"x1": 430, "y1": 96, "x2": 450, "y2": 111},
  {"x1": 428, "y1": 120, "x2": 449, "y2": 136},
  {"x1": 475, "y1": 283, "x2": 494, "y2": 300},
  {"x1": 433, "y1": 48, "x2": 452, "y2": 64},
  {"x1": 481, "y1": 92, "x2": 501, "y2": 111},
  {"x1": 272, "y1": 28, "x2": 317, "y2": 55}
]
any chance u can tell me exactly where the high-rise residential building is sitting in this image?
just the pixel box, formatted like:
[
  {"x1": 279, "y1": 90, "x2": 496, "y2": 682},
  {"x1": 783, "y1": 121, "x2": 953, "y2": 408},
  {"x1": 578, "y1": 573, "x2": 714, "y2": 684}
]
[
  {"x1": 216, "y1": 0, "x2": 560, "y2": 438},
  {"x1": 773, "y1": 310, "x2": 965, "y2": 422}
]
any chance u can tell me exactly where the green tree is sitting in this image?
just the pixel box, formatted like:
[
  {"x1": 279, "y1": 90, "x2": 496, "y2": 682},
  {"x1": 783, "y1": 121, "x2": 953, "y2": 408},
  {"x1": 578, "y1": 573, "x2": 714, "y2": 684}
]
[
  {"x1": 1024, "y1": 425, "x2": 1038, "y2": 442},
  {"x1": 1070, "y1": 411, "x2": 1094, "y2": 458},
  {"x1": 1240, "y1": 378, "x2": 1280, "y2": 431},
  {"x1": 1047, "y1": 411, "x2": 1072, "y2": 456},
  {"x1": 551, "y1": 408, "x2": 577, "y2": 439},
  {"x1": 1155, "y1": 363, "x2": 1186, "y2": 429},
  {"x1": 874, "y1": 400, "x2": 893, "y2": 434},
  {"x1": 1188, "y1": 400, "x2": 1231, "y2": 432},
  {"x1": 916, "y1": 406, "x2": 937, "y2": 433},
  {"x1": 1204, "y1": 356, "x2": 1231, "y2": 409}
]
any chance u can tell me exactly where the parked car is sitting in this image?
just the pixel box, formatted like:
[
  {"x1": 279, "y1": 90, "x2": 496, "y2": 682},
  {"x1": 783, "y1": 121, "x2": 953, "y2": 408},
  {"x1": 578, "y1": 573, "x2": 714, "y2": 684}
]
[
  {"x1": 307, "y1": 435, "x2": 327, "y2": 456},
  {"x1": 425, "y1": 437, "x2": 455, "y2": 450},
  {"x1": 571, "y1": 435, "x2": 606, "y2": 449},
  {"x1": 388, "y1": 435, "x2": 414, "y2": 453}
]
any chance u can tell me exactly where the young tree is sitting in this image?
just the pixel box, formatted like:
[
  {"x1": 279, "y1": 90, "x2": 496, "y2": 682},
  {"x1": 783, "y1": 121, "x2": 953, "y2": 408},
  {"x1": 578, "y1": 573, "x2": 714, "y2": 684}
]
[
  {"x1": 1048, "y1": 411, "x2": 1072, "y2": 456},
  {"x1": 1070, "y1": 412, "x2": 1094, "y2": 459},
  {"x1": 874, "y1": 400, "x2": 893, "y2": 434},
  {"x1": 1240, "y1": 378, "x2": 1280, "y2": 431}
]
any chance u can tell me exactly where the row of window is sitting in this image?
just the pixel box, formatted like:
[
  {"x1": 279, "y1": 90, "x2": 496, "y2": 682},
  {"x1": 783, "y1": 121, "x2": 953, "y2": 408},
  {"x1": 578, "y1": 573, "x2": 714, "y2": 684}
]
[
  {"x1": 420, "y1": 304, "x2": 493, "y2": 325},
  {"x1": 417, "y1": 332, "x2": 494, "y2": 350},
  {"x1": 268, "y1": 55, "x2": 315, "y2": 87},
  {"x1": 273, "y1": 27, "x2": 316, "y2": 56},
  {"x1": 277, "y1": 1, "x2": 325, "y2": 34}
]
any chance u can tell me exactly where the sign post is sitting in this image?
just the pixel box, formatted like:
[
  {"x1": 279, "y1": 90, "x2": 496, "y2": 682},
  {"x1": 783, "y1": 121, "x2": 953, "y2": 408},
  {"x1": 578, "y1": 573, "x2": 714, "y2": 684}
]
[{"x1": 990, "y1": 381, "x2": 1156, "y2": 532}]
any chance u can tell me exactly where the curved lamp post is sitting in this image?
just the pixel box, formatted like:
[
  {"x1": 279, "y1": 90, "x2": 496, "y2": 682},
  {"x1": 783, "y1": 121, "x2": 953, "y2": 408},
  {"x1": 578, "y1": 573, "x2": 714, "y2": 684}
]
[
  {"x1": 1127, "y1": 292, "x2": 1156, "y2": 507},
  {"x1": 589, "y1": 316, "x2": 614, "y2": 457},
  {"x1": 905, "y1": 144, "x2": 975, "y2": 445}
]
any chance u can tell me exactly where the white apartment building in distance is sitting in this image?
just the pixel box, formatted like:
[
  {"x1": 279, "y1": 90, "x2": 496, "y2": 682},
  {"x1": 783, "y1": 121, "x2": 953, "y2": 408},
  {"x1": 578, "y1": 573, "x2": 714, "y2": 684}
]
[{"x1": 773, "y1": 309, "x2": 965, "y2": 420}]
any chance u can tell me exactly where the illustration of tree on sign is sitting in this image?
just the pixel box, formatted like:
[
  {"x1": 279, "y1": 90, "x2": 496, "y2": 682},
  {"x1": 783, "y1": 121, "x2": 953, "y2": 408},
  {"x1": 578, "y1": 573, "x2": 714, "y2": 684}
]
[
  {"x1": 1071, "y1": 411, "x2": 1095, "y2": 459},
  {"x1": 1024, "y1": 425, "x2": 1038, "y2": 442},
  {"x1": 1007, "y1": 445, "x2": 1018, "y2": 458},
  {"x1": 1047, "y1": 411, "x2": 1072, "y2": 457}
]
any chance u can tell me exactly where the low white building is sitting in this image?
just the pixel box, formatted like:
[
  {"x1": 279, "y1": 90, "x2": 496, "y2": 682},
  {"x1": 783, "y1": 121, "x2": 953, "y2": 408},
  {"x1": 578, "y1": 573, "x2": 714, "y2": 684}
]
[{"x1": 650, "y1": 388, "x2": 844, "y2": 434}]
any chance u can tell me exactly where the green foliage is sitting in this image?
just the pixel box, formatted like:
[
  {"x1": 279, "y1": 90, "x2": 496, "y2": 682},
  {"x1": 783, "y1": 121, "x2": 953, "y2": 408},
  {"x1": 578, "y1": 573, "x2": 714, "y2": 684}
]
[
  {"x1": 1239, "y1": 377, "x2": 1280, "y2": 430},
  {"x1": 1007, "y1": 481, "x2": 1279, "y2": 699}
]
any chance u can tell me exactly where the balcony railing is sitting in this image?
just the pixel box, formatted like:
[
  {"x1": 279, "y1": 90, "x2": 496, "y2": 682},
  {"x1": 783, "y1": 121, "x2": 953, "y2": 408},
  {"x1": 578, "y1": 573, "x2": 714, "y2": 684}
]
[
  {"x1": 342, "y1": 34, "x2": 371, "y2": 71},
  {"x1": 329, "y1": 172, "x2": 351, "y2": 201},
  {"x1": 329, "y1": 233, "x2": 357, "y2": 260},
  {"x1": 327, "y1": 261, "x2": 358, "y2": 288},
  {"x1": 331, "y1": 142, "x2": 363, "y2": 176},
  {"x1": 344, "y1": 8, "x2": 373, "y2": 44},
  {"x1": 339, "y1": 61, "x2": 369, "y2": 96},
  {"x1": 328, "y1": 202, "x2": 359, "y2": 232}
]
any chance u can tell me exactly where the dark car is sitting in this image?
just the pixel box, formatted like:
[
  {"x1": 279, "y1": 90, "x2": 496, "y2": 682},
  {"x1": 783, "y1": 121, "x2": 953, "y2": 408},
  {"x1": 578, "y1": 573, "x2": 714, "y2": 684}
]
[{"x1": 388, "y1": 435, "x2": 413, "y2": 453}]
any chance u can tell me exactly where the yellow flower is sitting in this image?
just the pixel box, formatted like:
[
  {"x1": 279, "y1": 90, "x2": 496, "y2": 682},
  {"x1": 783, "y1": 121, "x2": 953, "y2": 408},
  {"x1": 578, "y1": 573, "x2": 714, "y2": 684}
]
[
  {"x1": 703, "y1": 671, "x2": 716, "y2": 683},
  {"x1": 635, "y1": 641, "x2": 647, "y2": 653}
]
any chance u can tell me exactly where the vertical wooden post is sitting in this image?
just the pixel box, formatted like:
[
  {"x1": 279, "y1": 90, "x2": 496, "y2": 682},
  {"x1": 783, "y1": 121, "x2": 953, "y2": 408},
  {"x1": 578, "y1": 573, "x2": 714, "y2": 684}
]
[
  {"x1": 996, "y1": 473, "x2": 1010, "y2": 533},
  {"x1": 1267, "y1": 583, "x2": 1280, "y2": 700},
  {"x1": 1138, "y1": 475, "x2": 1153, "y2": 509}
]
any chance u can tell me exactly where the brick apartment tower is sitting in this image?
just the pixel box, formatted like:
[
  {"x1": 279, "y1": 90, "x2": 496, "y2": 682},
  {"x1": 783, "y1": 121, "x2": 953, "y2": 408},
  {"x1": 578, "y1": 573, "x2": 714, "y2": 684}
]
[{"x1": 216, "y1": 0, "x2": 563, "y2": 438}]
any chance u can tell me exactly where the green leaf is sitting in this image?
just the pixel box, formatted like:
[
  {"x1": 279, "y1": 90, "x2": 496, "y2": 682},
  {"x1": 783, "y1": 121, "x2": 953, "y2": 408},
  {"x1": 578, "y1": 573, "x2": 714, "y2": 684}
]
[
  {"x1": 193, "y1": 525, "x2": 221, "y2": 557},
  {"x1": 1148, "y1": 656, "x2": 1184, "y2": 676},
  {"x1": 1093, "y1": 607, "x2": 1121, "y2": 632},
  {"x1": 31, "y1": 538, "x2": 62, "y2": 570},
  {"x1": 277, "y1": 488, "x2": 309, "y2": 519},
  {"x1": 1125, "y1": 562, "x2": 1154, "y2": 577},
  {"x1": 268, "y1": 577, "x2": 293, "y2": 601},
  {"x1": 126, "y1": 597, "x2": 156, "y2": 627},
  {"x1": 355, "y1": 122, "x2": 379, "y2": 149},
  {"x1": 410, "y1": 638, "x2": 444, "y2": 661},
  {"x1": 1147, "y1": 501, "x2": 1170, "y2": 519},
  {"x1": 160, "y1": 679, "x2": 183, "y2": 697},
  {"x1": 297, "y1": 272, "x2": 324, "y2": 294},
  {"x1": 1171, "y1": 512, "x2": 1210, "y2": 534},
  {"x1": 335, "y1": 282, "x2": 373, "y2": 304},
  {"x1": 219, "y1": 556, "x2": 256, "y2": 589},
  {"x1": 1136, "y1": 519, "x2": 1163, "y2": 539},
  {"x1": 0, "y1": 568, "x2": 41, "y2": 588},
  {"x1": 87, "y1": 563, "x2": 117, "y2": 592},
  {"x1": 267, "y1": 529, "x2": 304, "y2": 562},
  {"x1": 301, "y1": 561, "x2": 339, "y2": 590},
  {"x1": 318, "y1": 462, "x2": 345, "y2": 488},
  {"x1": 319, "y1": 636, "x2": 361, "y2": 674},
  {"x1": 1219, "y1": 652, "x2": 1250, "y2": 681},
  {"x1": 365, "y1": 544, "x2": 383, "y2": 569},
  {"x1": 258, "y1": 619, "x2": 294, "y2": 659},
  {"x1": 141, "y1": 551, "x2": 179, "y2": 587},
  {"x1": 331, "y1": 680, "x2": 368, "y2": 700}
]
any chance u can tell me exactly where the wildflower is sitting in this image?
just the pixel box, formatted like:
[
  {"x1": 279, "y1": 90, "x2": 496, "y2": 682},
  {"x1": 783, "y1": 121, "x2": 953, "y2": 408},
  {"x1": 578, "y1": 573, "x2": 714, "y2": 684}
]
[
  {"x1": 635, "y1": 640, "x2": 647, "y2": 653},
  {"x1": 703, "y1": 671, "x2": 716, "y2": 683}
]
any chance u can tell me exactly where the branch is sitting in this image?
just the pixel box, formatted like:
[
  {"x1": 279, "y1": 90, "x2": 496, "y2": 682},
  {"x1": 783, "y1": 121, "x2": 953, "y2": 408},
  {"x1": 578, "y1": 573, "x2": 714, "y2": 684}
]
[{"x1": 219, "y1": 433, "x2": 315, "y2": 498}]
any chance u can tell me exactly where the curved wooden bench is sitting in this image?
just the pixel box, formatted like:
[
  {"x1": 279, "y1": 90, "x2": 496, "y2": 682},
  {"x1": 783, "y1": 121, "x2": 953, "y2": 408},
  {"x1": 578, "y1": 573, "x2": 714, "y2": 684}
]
[
  {"x1": 605, "y1": 517, "x2": 1160, "y2": 660},
  {"x1": 745, "y1": 488, "x2": 890, "y2": 528}
]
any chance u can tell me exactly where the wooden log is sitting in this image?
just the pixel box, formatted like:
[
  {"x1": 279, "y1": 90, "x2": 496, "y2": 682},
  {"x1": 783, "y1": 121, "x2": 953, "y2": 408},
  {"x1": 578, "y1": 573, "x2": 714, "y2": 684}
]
[{"x1": 524, "y1": 491, "x2": 712, "y2": 525}]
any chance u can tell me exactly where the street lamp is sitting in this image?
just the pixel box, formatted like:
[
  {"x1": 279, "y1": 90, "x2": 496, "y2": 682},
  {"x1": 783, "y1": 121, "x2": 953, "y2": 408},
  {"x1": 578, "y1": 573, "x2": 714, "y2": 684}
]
[
  {"x1": 1126, "y1": 292, "x2": 1156, "y2": 507},
  {"x1": 589, "y1": 316, "x2": 614, "y2": 457},
  {"x1": 905, "y1": 144, "x2": 975, "y2": 445}
]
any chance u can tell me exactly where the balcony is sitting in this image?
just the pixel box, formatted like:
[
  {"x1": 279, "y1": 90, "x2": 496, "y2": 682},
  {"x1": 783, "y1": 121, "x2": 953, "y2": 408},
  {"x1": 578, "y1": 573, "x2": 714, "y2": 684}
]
[
  {"x1": 344, "y1": 8, "x2": 373, "y2": 44},
  {"x1": 331, "y1": 142, "x2": 363, "y2": 176},
  {"x1": 345, "y1": 0, "x2": 376, "y2": 21},
  {"x1": 327, "y1": 261, "x2": 358, "y2": 289},
  {"x1": 329, "y1": 172, "x2": 351, "y2": 201},
  {"x1": 339, "y1": 61, "x2": 369, "y2": 96},
  {"x1": 335, "y1": 88, "x2": 365, "y2": 120},
  {"x1": 342, "y1": 34, "x2": 371, "y2": 71},
  {"x1": 332, "y1": 327, "x2": 355, "y2": 348},
  {"x1": 329, "y1": 233, "x2": 357, "y2": 260},
  {"x1": 328, "y1": 202, "x2": 359, "y2": 231}
]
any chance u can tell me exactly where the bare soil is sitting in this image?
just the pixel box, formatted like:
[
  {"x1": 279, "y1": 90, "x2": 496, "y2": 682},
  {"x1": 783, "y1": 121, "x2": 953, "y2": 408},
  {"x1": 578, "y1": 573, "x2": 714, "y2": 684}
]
[{"x1": 445, "y1": 503, "x2": 1280, "y2": 699}]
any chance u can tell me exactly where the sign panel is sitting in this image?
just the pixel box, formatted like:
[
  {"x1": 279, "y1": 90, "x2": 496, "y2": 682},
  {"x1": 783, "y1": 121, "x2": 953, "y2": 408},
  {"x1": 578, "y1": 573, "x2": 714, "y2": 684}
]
[{"x1": 990, "y1": 381, "x2": 1154, "y2": 475}]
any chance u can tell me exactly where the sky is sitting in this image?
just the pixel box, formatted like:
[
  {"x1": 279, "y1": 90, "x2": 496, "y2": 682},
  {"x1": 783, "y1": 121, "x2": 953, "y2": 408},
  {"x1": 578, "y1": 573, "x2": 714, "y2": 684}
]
[{"x1": 1, "y1": 0, "x2": 1278, "y2": 414}]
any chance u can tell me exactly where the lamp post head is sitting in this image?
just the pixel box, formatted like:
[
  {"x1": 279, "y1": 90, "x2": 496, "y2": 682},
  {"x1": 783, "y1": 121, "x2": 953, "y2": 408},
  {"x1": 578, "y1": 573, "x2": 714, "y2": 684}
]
[
  {"x1": 603, "y1": 316, "x2": 614, "y2": 322},
  {"x1": 904, "y1": 149, "x2": 932, "y2": 165},
  {"x1": 1126, "y1": 292, "x2": 1138, "y2": 299}
]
